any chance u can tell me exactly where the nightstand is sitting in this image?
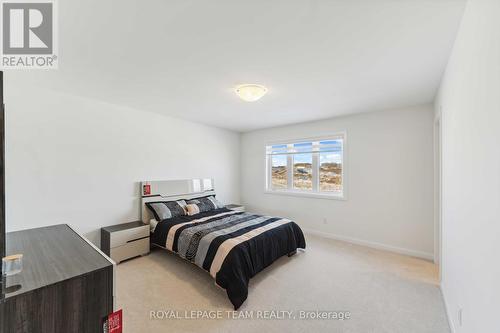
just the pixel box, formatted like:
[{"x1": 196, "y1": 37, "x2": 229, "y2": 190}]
[
  {"x1": 225, "y1": 204, "x2": 245, "y2": 212},
  {"x1": 101, "y1": 221, "x2": 150, "y2": 264}
]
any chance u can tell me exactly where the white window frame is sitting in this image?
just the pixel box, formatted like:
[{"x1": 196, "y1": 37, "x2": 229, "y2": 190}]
[{"x1": 264, "y1": 132, "x2": 347, "y2": 200}]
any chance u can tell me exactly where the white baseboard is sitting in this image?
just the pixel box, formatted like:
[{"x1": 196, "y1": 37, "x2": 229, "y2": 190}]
[
  {"x1": 301, "y1": 228, "x2": 434, "y2": 261},
  {"x1": 440, "y1": 284, "x2": 455, "y2": 333}
]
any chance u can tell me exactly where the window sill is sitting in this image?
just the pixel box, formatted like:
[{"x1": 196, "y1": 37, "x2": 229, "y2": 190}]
[{"x1": 264, "y1": 190, "x2": 346, "y2": 201}]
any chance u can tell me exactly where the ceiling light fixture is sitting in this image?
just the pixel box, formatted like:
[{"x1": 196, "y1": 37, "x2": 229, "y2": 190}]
[{"x1": 235, "y1": 84, "x2": 268, "y2": 102}]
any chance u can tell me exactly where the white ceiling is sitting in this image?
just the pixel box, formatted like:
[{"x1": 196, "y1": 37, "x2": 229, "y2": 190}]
[{"x1": 10, "y1": 0, "x2": 466, "y2": 132}]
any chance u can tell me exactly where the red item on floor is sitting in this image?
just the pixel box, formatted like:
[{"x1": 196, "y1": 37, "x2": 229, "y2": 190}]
[{"x1": 103, "y1": 309, "x2": 122, "y2": 333}]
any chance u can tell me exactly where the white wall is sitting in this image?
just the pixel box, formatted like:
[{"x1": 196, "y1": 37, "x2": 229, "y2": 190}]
[
  {"x1": 241, "y1": 105, "x2": 435, "y2": 259},
  {"x1": 435, "y1": 0, "x2": 500, "y2": 331},
  {"x1": 5, "y1": 82, "x2": 240, "y2": 245}
]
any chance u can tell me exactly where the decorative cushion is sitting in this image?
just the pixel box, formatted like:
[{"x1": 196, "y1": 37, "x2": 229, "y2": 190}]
[
  {"x1": 185, "y1": 204, "x2": 201, "y2": 216},
  {"x1": 185, "y1": 196, "x2": 224, "y2": 215},
  {"x1": 146, "y1": 200, "x2": 187, "y2": 221}
]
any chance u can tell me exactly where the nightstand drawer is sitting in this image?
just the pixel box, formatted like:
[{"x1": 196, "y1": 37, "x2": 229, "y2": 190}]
[
  {"x1": 110, "y1": 238, "x2": 149, "y2": 263},
  {"x1": 109, "y1": 225, "x2": 149, "y2": 248}
]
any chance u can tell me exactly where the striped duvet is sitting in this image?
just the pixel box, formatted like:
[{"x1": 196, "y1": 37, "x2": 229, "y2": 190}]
[{"x1": 151, "y1": 208, "x2": 306, "y2": 309}]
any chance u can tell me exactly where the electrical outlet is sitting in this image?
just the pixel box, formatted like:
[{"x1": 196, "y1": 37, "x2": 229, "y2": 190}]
[
  {"x1": 322, "y1": 218, "x2": 327, "y2": 225},
  {"x1": 458, "y1": 308, "x2": 463, "y2": 327}
]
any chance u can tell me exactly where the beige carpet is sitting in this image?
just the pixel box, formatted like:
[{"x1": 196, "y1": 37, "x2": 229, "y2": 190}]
[{"x1": 116, "y1": 234, "x2": 449, "y2": 333}]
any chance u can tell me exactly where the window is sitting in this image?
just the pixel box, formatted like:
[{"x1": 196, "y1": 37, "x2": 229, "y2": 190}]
[
  {"x1": 270, "y1": 146, "x2": 287, "y2": 190},
  {"x1": 266, "y1": 134, "x2": 345, "y2": 198}
]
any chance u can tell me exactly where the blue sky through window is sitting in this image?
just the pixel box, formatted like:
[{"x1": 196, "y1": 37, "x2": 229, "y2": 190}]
[
  {"x1": 271, "y1": 144, "x2": 287, "y2": 152},
  {"x1": 320, "y1": 153, "x2": 342, "y2": 164},
  {"x1": 319, "y1": 140, "x2": 342, "y2": 152},
  {"x1": 272, "y1": 154, "x2": 287, "y2": 167},
  {"x1": 270, "y1": 140, "x2": 342, "y2": 164},
  {"x1": 294, "y1": 153, "x2": 311, "y2": 164}
]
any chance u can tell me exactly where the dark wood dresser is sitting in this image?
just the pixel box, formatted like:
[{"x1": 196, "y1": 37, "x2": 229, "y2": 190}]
[{"x1": 1, "y1": 224, "x2": 115, "y2": 333}]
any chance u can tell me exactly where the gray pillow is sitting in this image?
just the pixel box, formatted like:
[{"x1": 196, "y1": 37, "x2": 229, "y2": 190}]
[
  {"x1": 186, "y1": 196, "x2": 224, "y2": 214},
  {"x1": 146, "y1": 200, "x2": 187, "y2": 221}
]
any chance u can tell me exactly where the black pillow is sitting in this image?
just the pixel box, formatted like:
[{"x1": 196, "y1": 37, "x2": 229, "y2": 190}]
[{"x1": 146, "y1": 200, "x2": 187, "y2": 221}]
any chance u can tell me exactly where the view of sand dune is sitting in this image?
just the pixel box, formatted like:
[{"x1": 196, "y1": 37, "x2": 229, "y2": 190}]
[{"x1": 272, "y1": 162, "x2": 342, "y2": 192}]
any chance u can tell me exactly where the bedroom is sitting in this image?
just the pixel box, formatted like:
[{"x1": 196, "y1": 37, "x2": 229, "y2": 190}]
[{"x1": 1, "y1": 0, "x2": 499, "y2": 332}]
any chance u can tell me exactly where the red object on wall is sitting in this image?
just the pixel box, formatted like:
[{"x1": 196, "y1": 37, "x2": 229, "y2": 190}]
[
  {"x1": 143, "y1": 184, "x2": 151, "y2": 196},
  {"x1": 103, "y1": 309, "x2": 122, "y2": 333}
]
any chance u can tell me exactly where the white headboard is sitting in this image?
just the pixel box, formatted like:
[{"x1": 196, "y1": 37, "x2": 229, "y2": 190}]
[{"x1": 141, "y1": 178, "x2": 216, "y2": 223}]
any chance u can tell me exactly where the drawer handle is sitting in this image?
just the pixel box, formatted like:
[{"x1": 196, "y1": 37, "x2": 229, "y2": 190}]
[{"x1": 126, "y1": 236, "x2": 150, "y2": 243}]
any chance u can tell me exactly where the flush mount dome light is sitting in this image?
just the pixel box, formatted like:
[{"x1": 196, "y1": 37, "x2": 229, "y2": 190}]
[{"x1": 235, "y1": 84, "x2": 268, "y2": 102}]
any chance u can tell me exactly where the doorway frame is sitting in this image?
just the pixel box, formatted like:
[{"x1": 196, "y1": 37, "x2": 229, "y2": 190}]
[{"x1": 434, "y1": 108, "x2": 443, "y2": 281}]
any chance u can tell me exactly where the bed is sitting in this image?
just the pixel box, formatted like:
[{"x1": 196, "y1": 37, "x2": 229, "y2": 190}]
[{"x1": 141, "y1": 179, "x2": 306, "y2": 310}]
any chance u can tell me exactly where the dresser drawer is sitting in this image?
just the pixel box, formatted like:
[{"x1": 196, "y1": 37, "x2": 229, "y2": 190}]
[
  {"x1": 109, "y1": 225, "x2": 149, "y2": 248},
  {"x1": 110, "y1": 238, "x2": 149, "y2": 263}
]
